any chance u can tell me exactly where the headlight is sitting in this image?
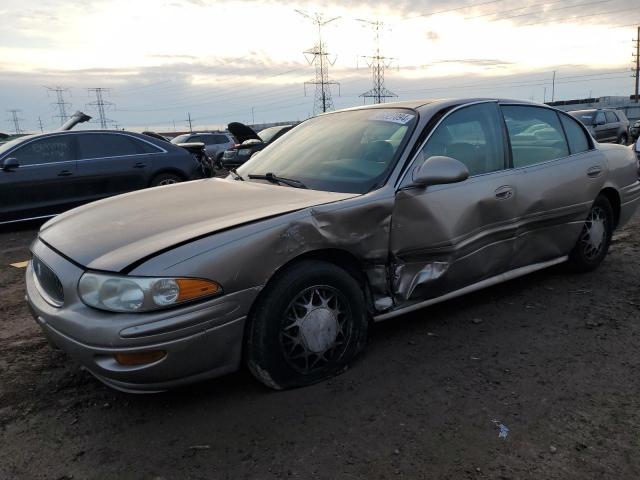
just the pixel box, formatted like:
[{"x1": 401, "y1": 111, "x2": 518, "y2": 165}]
[
  {"x1": 78, "y1": 272, "x2": 222, "y2": 313},
  {"x1": 237, "y1": 148, "x2": 252, "y2": 157}
]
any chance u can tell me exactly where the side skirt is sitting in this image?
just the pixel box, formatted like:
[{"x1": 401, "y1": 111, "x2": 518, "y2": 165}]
[{"x1": 374, "y1": 255, "x2": 568, "y2": 322}]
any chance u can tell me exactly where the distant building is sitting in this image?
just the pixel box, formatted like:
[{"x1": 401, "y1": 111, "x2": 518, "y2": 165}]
[{"x1": 548, "y1": 96, "x2": 640, "y2": 122}]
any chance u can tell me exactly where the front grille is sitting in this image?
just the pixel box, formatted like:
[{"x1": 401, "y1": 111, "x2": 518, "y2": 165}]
[{"x1": 32, "y1": 255, "x2": 64, "y2": 307}]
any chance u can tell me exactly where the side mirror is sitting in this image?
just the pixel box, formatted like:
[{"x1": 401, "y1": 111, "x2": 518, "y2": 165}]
[
  {"x1": 1, "y1": 157, "x2": 19, "y2": 171},
  {"x1": 411, "y1": 155, "x2": 469, "y2": 187}
]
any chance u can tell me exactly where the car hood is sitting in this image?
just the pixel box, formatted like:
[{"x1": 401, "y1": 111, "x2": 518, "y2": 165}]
[
  {"x1": 39, "y1": 178, "x2": 357, "y2": 272},
  {"x1": 227, "y1": 122, "x2": 260, "y2": 143}
]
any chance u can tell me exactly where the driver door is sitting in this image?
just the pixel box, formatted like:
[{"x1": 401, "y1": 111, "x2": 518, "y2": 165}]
[{"x1": 390, "y1": 102, "x2": 519, "y2": 303}]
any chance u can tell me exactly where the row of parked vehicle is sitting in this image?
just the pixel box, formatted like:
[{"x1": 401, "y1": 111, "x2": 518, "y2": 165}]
[
  {"x1": 0, "y1": 117, "x2": 293, "y2": 224},
  {"x1": 568, "y1": 108, "x2": 637, "y2": 145}
]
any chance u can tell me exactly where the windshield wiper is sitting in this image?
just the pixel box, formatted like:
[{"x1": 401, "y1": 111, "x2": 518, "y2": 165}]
[
  {"x1": 229, "y1": 168, "x2": 244, "y2": 181},
  {"x1": 247, "y1": 172, "x2": 308, "y2": 189}
]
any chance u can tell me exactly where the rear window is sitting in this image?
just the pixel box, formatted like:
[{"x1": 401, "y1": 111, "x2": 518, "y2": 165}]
[
  {"x1": 569, "y1": 111, "x2": 595, "y2": 126},
  {"x1": 502, "y1": 105, "x2": 569, "y2": 167},
  {"x1": 559, "y1": 114, "x2": 590, "y2": 154},
  {"x1": 78, "y1": 133, "x2": 140, "y2": 159},
  {"x1": 605, "y1": 111, "x2": 619, "y2": 123}
]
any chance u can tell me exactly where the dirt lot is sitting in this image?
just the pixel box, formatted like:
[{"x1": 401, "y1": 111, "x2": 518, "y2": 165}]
[{"x1": 1, "y1": 215, "x2": 639, "y2": 480}]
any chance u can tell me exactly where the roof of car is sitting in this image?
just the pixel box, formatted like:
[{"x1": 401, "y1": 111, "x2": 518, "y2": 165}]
[{"x1": 334, "y1": 97, "x2": 542, "y2": 113}]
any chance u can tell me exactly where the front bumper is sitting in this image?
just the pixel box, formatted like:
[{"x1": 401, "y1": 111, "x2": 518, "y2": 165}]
[{"x1": 25, "y1": 239, "x2": 260, "y2": 392}]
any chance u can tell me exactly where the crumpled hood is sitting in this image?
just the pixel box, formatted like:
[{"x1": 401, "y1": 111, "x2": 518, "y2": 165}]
[{"x1": 39, "y1": 178, "x2": 356, "y2": 272}]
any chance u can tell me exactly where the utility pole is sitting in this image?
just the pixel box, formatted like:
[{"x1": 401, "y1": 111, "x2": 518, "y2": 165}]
[
  {"x1": 38, "y1": 116, "x2": 44, "y2": 133},
  {"x1": 543, "y1": 87, "x2": 547, "y2": 103},
  {"x1": 297, "y1": 10, "x2": 340, "y2": 115},
  {"x1": 187, "y1": 113, "x2": 193, "y2": 132},
  {"x1": 633, "y1": 26, "x2": 639, "y2": 103},
  {"x1": 551, "y1": 70, "x2": 556, "y2": 102},
  {"x1": 45, "y1": 86, "x2": 72, "y2": 126},
  {"x1": 87, "y1": 88, "x2": 114, "y2": 129},
  {"x1": 358, "y1": 19, "x2": 397, "y2": 104},
  {"x1": 251, "y1": 107, "x2": 255, "y2": 125},
  {"x1": 6, "y1": 110, "x2": 24, "y2": 134}
]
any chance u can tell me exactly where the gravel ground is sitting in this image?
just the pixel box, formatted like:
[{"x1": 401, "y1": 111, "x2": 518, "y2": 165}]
[{"x1": 1, "y1": 214, "x2": 639, "y2": 480}]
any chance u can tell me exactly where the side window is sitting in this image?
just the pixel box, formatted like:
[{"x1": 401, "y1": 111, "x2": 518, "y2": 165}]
[
  {"x1": 419, "y1": 102, "x2": 506, "y2": 176},
  {"x1": 213, "y1": 134, "x2": 228, "y2": 144},
  {"x1": 78, "y1": 134, "x2": 140, "y2": 159},
  {"x1": 133, "y1": 138, "x2": 163, "y2": 154},
  {"x1": 11, "y1": 136, "x2": 75, "y2": 166},
  {"x1": 594, "y1": 112, "x2": 606, "y2": 125},
  {"x1": 559, "y1": 114, "x2": 590, "y2": 154},
  {"x1": 502, "y1": 105, "x2": 569, "y2": 168},
  {"x1": 605, "y1": 111, "x2": 618, "y2": 123}
]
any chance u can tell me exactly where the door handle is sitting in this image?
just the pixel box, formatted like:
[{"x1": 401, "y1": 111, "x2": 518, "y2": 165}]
[
  {"x1": 495, "y1": 185, "x2": 514, "y2": 200},
  {"x1": 57, "y1": 170, "x2": 73, "y2": 177},
  {"x1": 587, "y1": 166, "x2": 603, "y2": 178},
  {"x1": 133, "y1": 162, "x2": 147, "y2": 169}
]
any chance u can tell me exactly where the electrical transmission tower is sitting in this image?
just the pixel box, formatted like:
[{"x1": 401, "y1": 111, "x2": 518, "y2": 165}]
[
  {"x1": 358, "y1": 19, "x2": 397, "y2": 104},
  {"x1": 87, "y1": 88, "x2": 115, "y2": 129},
  {"x1": 633, "y1": 26, "x2": 639, "y2": 103},
  {"x1": 6, "y1": 110, "x2": 24, "y2": 134},
  {"x1": 45, "y1": 86, "x2": 72, "y2": 126},
  {"x1": 297, "y1": 10, "x2": 341, "y2": 115}
]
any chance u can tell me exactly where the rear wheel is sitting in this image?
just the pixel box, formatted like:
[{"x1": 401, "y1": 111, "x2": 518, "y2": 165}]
[
  {"x1": 150, "y1": 173, "x2": 183, "y2": 187},
  {"x1": 567, "y1": 195, "x2": 613, "y2": 272},
  {"x1": 618, "y1": 133, "x2": 628, "y2": 145},
  {"x1": 247, "y1": 260, "x2": 368, "y2": 389}
]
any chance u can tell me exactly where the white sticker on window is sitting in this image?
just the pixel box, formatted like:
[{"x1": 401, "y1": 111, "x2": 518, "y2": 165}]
[{"x1": 370, "y1": 111, "x2": 415, "y2": 125}]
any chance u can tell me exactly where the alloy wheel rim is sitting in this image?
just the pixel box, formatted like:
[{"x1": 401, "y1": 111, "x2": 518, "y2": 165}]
[
  {"x1": 280, "y1": 285, "x2": 352, "y2": 374},
  {"x1": 580, "y1": 206, "x2": 607, "y2": 260},
  {"x1": 158, "y1": 178, "x2": 177, "y2": 185}
]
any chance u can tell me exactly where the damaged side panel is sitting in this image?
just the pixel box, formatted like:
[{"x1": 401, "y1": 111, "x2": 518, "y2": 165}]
[{"x1": 132, "y1": 193, "x2": 397, "y2": 313}]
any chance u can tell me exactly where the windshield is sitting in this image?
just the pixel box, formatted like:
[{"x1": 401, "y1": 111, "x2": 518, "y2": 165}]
[
  {"x1": 171, "y1": 134, "x2": 191, "y2": 144},
  {"x1": 258, "y1": 126, "x2": 288, "y2": 143},
  {"x1": 569, "y1": 111, "x2": 595, "y2": 126},
  {"x1": 237, "y1": 109, "x2": 417, "y2": 194}
]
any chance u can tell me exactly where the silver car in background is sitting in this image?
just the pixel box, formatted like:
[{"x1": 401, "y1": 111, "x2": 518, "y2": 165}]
[{"x1": 26, "y1": 99, "x2": 640, "y2": 392}]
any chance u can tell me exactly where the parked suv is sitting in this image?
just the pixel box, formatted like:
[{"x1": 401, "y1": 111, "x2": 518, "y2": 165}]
[
  {"x1": 0, "y1": 130, "x2": 202, "y2": 224},
  {"x1": 170, "y1": 132, "x2": 235, "y2": 161},
  {"x1": 569, "y1": 108, "x2": 630, "y2": 144}
]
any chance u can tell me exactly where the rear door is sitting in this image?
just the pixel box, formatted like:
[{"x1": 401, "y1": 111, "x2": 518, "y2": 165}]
[
  {"x1": 0, "y1": 134, "x2": 78, "y2": 223},
  {"x1": 592, "y1": 111, "x2": 607, "y2": 142},
  {"x1": 76, "y1": 132, "x2": 158, "y2": 201},
  {"x1": 501, "y1": 104, "x2": 606, "y2": 268},
  {"x1": 605, "y1": 111, "x2": 621, "y2": 142},
  {"x1": 390, "y1": 102, "x2": 519, "y2": 302}
]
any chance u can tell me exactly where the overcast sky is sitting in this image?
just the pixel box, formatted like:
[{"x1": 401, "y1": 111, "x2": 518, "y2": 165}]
[{"x1": 0, "y1": 0, "x2": 637, "y2": 132}]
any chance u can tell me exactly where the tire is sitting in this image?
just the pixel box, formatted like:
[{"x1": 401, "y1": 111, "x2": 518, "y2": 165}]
[
  {"x1": 150, "y1": 173, "x2": 183, "y2": 187},
  {"x1": 618, "y1": 133, "x2": 628, "y2": 145},
  {"x1": 567, "y1": 195, "x2": 614, "y2": 272},
  {"x1": 247, "y1": 260, "x2": 369, "y2": 390}
]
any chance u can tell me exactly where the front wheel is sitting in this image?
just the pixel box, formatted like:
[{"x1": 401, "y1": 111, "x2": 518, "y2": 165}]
[
  {"x1": 567, "y1": 195, "x2": 614, "y2": 272},
  {"x1": 247, "y1": 260, "x2": 368, "y2": 389},
  {"x1": 150, "y1": 173, "x2": 183, "y2": 187}
]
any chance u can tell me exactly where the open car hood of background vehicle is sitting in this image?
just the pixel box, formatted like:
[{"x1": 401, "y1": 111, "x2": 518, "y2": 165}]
[
  {"x1": 227, "y1": 122, "x2": 260, "y2": 143},
  {"x1": 39, "y1": 178, "x2": 356, "y2": 272}
]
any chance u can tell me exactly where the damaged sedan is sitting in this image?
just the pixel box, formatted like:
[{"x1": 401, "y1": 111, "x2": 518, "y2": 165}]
[{"x1": 26, "y1": 99, "x2": 640, "y2": 392}]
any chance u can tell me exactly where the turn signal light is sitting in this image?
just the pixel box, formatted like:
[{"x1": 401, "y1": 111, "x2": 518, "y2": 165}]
[
  {"x1": 114, "y1": 350, "x2": 166, "y2": 366},
  {"x1": 176, "y1": 278, "x2": 221, "y2": 302}
]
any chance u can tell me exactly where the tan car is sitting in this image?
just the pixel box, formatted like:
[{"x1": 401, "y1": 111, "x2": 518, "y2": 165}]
[{"x1": 26, "y1": 99, "x2": 640, "y2": 392}]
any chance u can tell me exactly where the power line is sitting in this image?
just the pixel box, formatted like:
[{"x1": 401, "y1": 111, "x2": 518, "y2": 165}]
[
  {"x1": 87, "y1": 88, "x2": 115, "y2": 129},
  {"x1": 297, "y1": 10, "x2": 341, "y2": 114},
  {"x1": 45, "y1": 86, "x2": 72, "y2": 126},
  {"x1": 6, "y1": 110, "x2": 24, "y2": 134},
  {"x1": 358, "y1": 19, "x2": 397, "y2": 104},
  {"x1": 633, "y1": 26, "x2": 639, "y2": 103}
]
